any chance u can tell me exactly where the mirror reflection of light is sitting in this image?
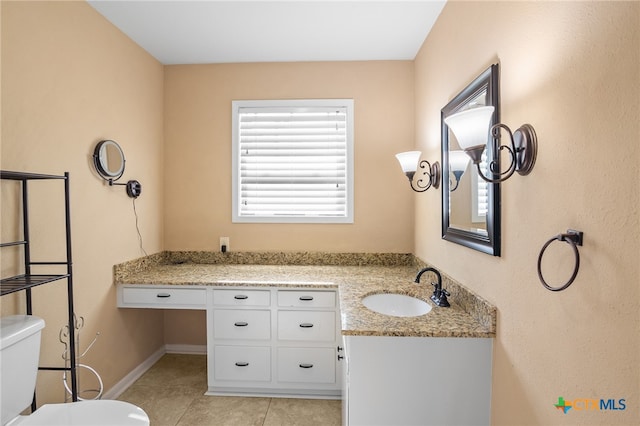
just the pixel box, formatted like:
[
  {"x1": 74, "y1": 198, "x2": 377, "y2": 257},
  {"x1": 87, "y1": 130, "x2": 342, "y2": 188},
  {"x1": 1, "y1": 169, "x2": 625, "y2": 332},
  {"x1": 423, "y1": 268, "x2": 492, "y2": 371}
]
[
  {"x1": 449, "y1": 150, "x2": 470, "y2": 192},
  {"x1": 449, "y1": 150, "x2": 470, "y2": 173}
]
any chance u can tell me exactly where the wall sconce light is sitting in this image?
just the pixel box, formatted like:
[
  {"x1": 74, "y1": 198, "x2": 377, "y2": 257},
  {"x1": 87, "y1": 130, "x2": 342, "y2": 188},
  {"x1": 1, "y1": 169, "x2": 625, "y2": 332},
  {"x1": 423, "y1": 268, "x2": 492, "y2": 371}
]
[
  {"x1": 449, "y1": 150, "x2": 470, "y2": 191},
  {"x1": 444, "y1": 106, "x2": 538, "y2": 183},
  {"x1": 395, "y1": 151, "x2": 440, "y2": 192}
]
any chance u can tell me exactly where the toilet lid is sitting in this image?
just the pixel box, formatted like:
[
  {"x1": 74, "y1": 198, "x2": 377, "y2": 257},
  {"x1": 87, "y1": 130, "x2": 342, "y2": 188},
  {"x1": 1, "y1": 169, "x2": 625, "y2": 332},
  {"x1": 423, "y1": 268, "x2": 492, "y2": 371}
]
[{"x1": 15, "y1": 400, "x2": 149, "y2": 426}]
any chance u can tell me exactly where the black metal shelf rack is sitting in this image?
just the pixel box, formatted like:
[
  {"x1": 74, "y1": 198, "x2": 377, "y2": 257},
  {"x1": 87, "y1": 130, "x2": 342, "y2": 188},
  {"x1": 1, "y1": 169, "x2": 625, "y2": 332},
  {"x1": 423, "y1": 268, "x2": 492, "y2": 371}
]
[{"x1": 0, "y1": 170, "x2": 78, "y2": 406}]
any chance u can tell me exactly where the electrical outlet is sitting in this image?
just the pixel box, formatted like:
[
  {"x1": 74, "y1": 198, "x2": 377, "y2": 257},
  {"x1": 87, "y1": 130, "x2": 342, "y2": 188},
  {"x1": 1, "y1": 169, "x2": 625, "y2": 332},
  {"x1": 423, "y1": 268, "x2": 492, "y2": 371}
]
[{"x1": 219, "y1": 237, "x2": 230, "y2": 253}]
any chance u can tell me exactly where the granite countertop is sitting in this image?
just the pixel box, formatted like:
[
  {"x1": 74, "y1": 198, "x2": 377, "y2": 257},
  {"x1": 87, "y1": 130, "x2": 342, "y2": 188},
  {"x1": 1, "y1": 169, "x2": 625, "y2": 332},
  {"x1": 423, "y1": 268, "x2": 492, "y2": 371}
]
[{"x1": 115, "y1": 252, "x2": 496, "y2": 338}]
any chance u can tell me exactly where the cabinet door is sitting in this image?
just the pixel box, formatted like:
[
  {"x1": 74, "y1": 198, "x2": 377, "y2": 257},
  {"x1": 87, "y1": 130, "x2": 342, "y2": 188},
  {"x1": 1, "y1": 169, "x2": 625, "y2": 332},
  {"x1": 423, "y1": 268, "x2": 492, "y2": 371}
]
[
  {"x1": 345, "y1": 336, "x2": 492, "y2": 426},
  {"x1": 213, "y1": 345, "x2": 271, "y2": 382},
  {"x1": 277, "y1": 347, "x2": 336, "y2": 384},
  {"x1": 213, "y1": 309, "x2": 271, "y2": 340},
  {"x1": 277, "y1": 311, "x2": 335, "y2": 341}
]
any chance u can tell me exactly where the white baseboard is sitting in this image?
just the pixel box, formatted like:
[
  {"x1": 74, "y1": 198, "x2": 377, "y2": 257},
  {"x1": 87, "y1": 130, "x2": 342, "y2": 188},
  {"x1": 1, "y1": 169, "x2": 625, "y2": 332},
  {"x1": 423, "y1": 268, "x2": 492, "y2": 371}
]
[
  {"x1": 103, "y1": 344, "x2": 207, "y2": 399},
  {"x1": 102, "y1": 347, "x2": 165, "y2": 400},
  {"x1": 165, "y1": 344, "x2": 207, "y2": 355}
]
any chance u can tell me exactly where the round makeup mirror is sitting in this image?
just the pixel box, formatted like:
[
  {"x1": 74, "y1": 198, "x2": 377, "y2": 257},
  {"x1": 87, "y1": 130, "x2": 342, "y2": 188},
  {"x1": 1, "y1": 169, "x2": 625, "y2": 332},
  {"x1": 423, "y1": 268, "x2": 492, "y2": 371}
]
[{"x1": 93, "y1": 140, "x2": 125, "y2": 181}]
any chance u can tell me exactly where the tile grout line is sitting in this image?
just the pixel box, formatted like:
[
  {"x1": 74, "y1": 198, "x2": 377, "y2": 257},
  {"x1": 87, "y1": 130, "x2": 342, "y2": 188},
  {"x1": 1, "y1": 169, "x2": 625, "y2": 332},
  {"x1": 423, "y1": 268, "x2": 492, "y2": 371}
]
[
  {"x1": 171, "y1": 386, "x2": 201, "y2": 426},
  {"x1": 262, "y1": 398, "x2": 273, "y2": 425}
]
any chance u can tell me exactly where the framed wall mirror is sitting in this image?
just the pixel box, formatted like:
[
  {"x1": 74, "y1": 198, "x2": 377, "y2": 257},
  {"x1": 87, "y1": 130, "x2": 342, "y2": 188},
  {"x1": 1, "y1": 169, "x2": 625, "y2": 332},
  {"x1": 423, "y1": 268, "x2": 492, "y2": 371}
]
[{"x1": 441, "y1": 64, "x2": 501, "y2": 256}]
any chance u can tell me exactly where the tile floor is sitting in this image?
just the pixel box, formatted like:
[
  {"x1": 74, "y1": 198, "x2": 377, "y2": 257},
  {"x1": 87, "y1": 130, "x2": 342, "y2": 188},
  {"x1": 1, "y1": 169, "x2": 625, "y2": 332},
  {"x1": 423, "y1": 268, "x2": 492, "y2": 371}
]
[{"x1": 117, "y1": 353, "x2": 342, "y2": 426}]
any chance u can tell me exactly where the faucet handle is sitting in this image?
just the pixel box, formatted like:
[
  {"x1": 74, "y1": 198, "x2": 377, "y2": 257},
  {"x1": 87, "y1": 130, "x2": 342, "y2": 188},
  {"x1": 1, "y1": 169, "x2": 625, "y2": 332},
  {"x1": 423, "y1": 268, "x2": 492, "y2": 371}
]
[{"x1": 438, "y1": 289, "x2": 451, "y2": 307}]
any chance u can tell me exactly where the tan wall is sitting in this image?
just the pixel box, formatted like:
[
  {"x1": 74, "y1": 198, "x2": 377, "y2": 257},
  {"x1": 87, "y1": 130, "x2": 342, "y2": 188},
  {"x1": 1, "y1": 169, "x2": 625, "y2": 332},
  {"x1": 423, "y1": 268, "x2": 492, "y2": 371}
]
[
  {"x1": 1, "y1": 1, "x2": 165, "y2": 404},
  {"x1": 162, "y1": 62, "x2": 417, "y2": 345},
  {"x1": 415, "y1": 1, "x2": 639, "y2": 425},
  {"x1": 163, "y1": 61, "x2": 416, "y2": 253}
]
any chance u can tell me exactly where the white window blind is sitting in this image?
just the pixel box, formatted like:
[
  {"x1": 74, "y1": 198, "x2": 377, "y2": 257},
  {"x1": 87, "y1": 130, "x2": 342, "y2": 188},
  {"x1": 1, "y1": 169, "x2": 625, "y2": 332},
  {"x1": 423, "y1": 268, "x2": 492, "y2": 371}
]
[
  {"x1": 472, "y1": 149, "x2": 489, "y2": 223},
  {"x1": 232, "y1": 100, "x2": 354, "y2": 223}
]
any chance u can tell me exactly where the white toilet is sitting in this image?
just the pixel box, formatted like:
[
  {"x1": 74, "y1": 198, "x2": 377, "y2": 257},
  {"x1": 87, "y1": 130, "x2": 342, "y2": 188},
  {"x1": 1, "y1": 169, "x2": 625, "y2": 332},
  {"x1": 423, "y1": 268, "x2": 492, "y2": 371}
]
[{"x1": 1, "y1": 315, "x2": 149, "y2": 426}]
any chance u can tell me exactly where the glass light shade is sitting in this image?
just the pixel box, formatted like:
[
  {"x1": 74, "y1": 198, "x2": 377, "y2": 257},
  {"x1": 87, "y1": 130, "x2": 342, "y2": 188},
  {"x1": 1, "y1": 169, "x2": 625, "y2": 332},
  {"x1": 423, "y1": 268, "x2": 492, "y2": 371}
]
[
  {"x1": 395, "y1": 151, "x2": 421, "y2": 173},
  {"x1": 449, "y1": 150, "x2": 470, "y2": 173},
  {"x1": 444, "y1": 106, "x2": 495, "y2": 150}
]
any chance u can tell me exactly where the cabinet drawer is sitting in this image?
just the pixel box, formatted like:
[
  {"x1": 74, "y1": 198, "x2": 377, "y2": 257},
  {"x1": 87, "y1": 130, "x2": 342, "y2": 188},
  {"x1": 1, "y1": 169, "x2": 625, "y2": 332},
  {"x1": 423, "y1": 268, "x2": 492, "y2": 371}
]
[
  {"x1": 277, "y1": 311, "x2": 335, "y2": 341},
  {"x1": 277, "y1": 347, "x2": 336, "y2": 384},
  {"x1": 119, "y1": 286, "x2": 206, "y2": 309},
  {"x1": 278, "y1": 290, "x2": 335, "y2": 308},
  {"x1": 213, "y1": 289, "x2": 271, "y2": 307},
  {"x1": 213, "y1": 345, "x2": 271, "y2": 382},
  {"x1": 213, "y1": 309, "x2": 271, "y2": 340}
]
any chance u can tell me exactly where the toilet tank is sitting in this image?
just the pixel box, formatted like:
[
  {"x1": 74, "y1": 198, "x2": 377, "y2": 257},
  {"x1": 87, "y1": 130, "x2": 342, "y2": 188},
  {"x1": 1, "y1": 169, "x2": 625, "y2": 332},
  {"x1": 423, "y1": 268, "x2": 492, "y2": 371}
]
[{"x1": 0, "y1": 315, "x2": 45, "y2": 426}]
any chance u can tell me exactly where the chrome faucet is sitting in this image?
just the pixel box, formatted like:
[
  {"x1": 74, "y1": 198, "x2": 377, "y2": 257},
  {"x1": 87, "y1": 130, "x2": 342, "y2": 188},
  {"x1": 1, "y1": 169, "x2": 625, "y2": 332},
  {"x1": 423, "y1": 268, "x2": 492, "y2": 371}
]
[{"x1": 414, "y1": 267, "x2": 450, "y2": 307}]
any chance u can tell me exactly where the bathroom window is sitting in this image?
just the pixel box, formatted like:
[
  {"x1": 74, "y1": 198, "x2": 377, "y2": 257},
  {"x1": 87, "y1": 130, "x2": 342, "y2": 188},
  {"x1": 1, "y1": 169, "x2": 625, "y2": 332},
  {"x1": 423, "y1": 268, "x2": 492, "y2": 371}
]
[{"x1": 232, "y1": 99, "x2": 354, "y2": 223}]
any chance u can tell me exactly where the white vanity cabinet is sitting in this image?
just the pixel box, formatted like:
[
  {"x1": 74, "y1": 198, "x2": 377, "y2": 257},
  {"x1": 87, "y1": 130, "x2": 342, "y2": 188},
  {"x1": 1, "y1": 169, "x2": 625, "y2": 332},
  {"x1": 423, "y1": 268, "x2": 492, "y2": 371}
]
[
  {"x1": 207, "y1": 287, "x2": 341, "y2": 397},
  {"x1": 117, "y1": 284, "x2": 341, "y2": 397},
  {"x1": 342, "y1": 335, "x2": 492, "y2": 426}
]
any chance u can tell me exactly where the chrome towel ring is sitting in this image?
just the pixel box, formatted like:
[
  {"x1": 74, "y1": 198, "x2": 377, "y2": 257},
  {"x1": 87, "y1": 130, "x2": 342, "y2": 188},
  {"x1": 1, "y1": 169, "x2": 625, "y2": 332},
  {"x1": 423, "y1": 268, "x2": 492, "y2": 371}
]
[{"x1": 537, "y1": 229, "x2": 584, "y2": 292}]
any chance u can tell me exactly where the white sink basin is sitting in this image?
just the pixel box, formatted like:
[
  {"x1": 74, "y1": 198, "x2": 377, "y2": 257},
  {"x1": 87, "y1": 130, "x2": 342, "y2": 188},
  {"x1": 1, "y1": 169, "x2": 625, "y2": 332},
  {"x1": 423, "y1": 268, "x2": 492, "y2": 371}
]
[{"x1": 361, "y1": 293, "x2": 432, "y2": 317}]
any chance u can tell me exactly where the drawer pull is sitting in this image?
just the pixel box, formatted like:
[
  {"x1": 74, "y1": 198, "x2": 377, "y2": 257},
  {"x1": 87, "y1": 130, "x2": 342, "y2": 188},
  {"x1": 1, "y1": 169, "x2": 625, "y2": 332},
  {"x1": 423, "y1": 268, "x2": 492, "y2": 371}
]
[
  {"x1": 299, "y1": 323, "x2": 314, "y2": 328},
  {"x1": 299, "y1": 295, "x2": 314, "y2": 301},
  {"x1": 235, "y1": 362, "x2": 249, "y2": 367},
  {"x1": 234, "y1": 321, "x2": 249, "y2": 327},
  {"x1": 234, "y1": 295, "x2": 248, "y2": 300},
  {"x1": 299, "y1": 363, "x2": 314, "y2": 369},
  {"x1": 156, "y1": 293, "x2": 171, "y2": 298}
]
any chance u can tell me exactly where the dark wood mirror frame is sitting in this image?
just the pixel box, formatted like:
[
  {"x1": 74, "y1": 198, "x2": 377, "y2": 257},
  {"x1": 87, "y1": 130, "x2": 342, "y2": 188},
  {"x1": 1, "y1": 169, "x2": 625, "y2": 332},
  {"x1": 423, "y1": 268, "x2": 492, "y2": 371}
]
[{"x1": 441, "y1": 64, "x2": 501, "y2": 256}]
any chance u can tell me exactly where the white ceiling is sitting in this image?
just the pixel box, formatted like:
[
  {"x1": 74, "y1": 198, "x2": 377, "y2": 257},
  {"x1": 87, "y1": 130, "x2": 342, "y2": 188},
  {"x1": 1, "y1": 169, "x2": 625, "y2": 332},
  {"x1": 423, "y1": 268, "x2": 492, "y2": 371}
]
[{"x1": 87, "y1": 1, "x2": 446, "y2": 65}]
